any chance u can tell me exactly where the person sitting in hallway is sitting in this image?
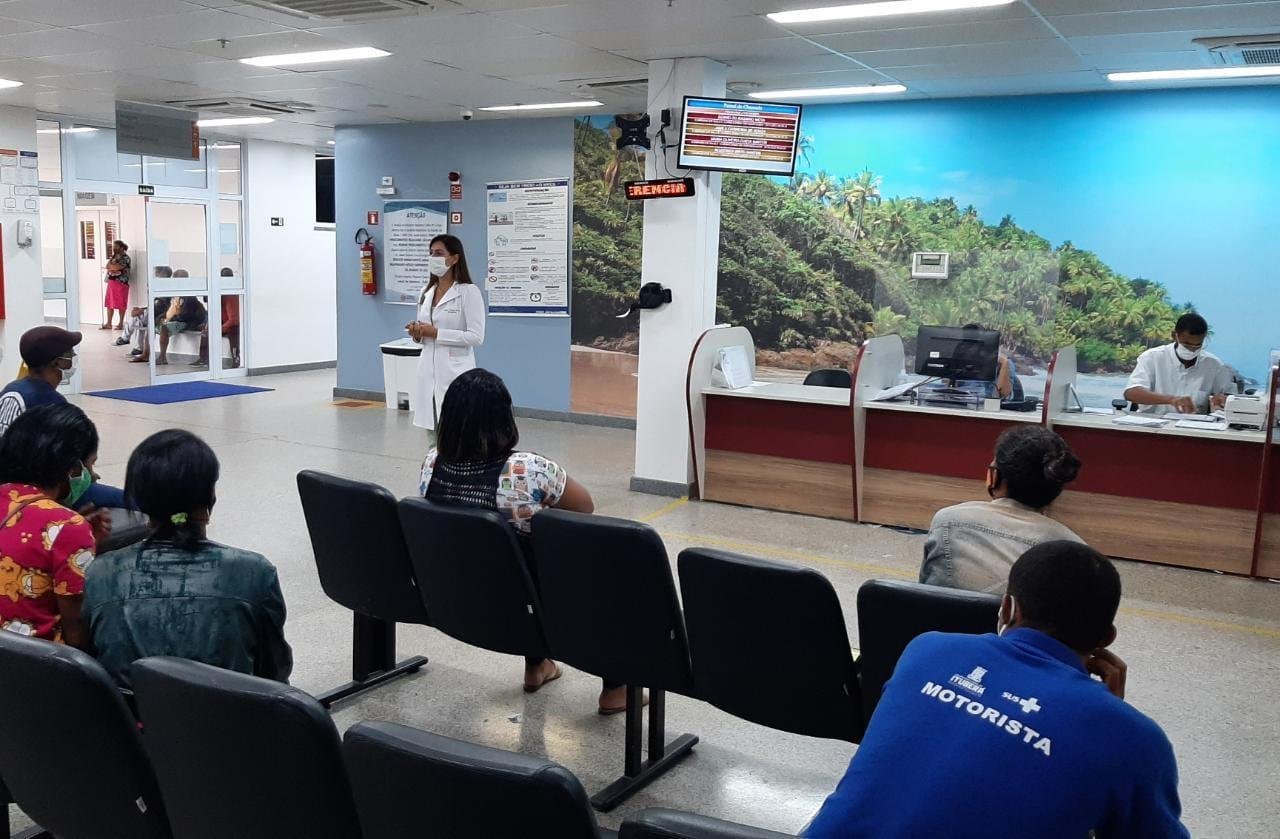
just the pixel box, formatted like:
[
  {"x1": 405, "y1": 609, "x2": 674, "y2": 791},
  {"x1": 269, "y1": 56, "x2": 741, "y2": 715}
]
[
  {"x1": 116, "y1": 265, "x2": 170, "y2": 354},
  {"x1": 0, "y1": 404, "x2": 107, "y2": 647},
  {"x1": 418, "y1": 368, "x2": 633, "y2": 713},
  {"x1": 804, "y1": 541, "x2": 1188, "y2": 839},
  {"x1": 1124, "y1": 312, "x2": 1236, "y2": 414},
  {"x1": 129, "y1": 297, "x2": 173, "y2": 364},
  {"x1": 196, "y1": 293, "x2": 240, "y2": 368},
  {"x1": 84, "y1": 429, "x2": 292, "y2": 689},
  {"x1": 0, "y1": 328, "x2": 128, "y2": 511},
  {"x1": 155, "y1": 295, "x2": 207, "y2": 366},
  {"x1": 920, "y1": 426, "x2": 1081, "y2": 594}
]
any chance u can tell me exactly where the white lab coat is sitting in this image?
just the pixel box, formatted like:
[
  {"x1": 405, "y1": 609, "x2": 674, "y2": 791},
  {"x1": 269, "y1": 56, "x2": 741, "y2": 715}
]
[{"x1": 412, "y1": 281, "x2": 486, "y2": 430}]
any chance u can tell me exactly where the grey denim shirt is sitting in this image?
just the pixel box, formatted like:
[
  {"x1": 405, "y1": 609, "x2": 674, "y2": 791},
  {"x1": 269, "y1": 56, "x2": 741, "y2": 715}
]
[{"x1": 919, "y1": 497, "x2": 1083, "y2": 594}]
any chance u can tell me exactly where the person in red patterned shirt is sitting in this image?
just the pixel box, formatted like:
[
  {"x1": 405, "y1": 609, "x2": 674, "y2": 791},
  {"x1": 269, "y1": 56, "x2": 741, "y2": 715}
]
[{"x1": 0, "y1": 404, "x2": 106, "y2": 647}]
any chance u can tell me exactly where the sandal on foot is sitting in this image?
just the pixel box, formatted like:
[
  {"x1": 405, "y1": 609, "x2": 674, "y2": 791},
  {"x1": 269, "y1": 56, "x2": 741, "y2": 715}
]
[{"x1": 523, "y1": 663, "x2": 562, "y2": 693}]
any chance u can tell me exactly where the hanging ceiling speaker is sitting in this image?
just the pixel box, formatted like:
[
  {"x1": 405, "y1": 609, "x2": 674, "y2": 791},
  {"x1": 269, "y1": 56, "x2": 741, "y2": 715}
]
[{"x1": 614, "y1": 113, "x2": 651, "y2": 151}]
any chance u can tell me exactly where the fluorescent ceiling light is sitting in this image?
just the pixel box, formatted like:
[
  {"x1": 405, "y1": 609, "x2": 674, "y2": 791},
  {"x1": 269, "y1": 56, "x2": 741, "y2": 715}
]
[
  {"x1": 1107, "y1": 66, "x2": 1280, "y2": 82},
  {"x1": 240, "y1": 46, "x2": 390, "y2": 67},
  {"x1": 769, "y1": 0, "x2": 1016, "y2": 24},
  {"x1": 478, "y1": 100, "x2": 604, "y2": 112},
  {"x1": 38, "y1": 126, "x2": 100, "y2": 135},
  {"x1": 0, "y1": 78, "x2": 21, "y2": 89},
  {"x1": 197, "y1": 117, "x2": 274, "y2": 127},
  {"x1": 750, "y1": 83, "x2": 907, "y2": 98},
  {"x1": 209, "y1": 142, "x2": 241, "y2": 149},
  {"x1": 327, "y1": 140, "x2": 335, "y2": 145}
]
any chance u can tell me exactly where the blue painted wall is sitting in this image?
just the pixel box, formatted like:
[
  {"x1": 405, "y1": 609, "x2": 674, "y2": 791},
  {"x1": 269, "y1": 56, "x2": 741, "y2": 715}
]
[{"x1": 335, "y1": 118, "x2": 574, "y2": 411}]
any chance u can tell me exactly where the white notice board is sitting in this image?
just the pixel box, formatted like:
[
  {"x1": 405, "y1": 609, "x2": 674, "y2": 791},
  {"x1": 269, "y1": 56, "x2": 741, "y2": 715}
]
[
  {"x1": 383, "y1": 199, "x2": 448, "y2": 305},
  {"x1": 485, "y1": 179, "x2": 570, "y2": 317}
]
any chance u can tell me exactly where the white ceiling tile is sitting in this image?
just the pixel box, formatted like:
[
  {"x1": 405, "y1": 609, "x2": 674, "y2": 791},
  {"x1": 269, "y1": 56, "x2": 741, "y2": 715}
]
[
  {"x1": 615, "y1": 37, "x2": 828, "y2": 63},
  {"x1": 310, "y1": 11, "x2": 536, "y2": 49},
  {"x1": 458, "y1": 52, "x2": 646, "y2": 79},
  {"x1": 1090, "y1": 50, "x2": 1211, "y2": 72},
  {"x1": 730, "y1": 68, "x2": 890, "y2": 89},
  {"x1": 491, "y1": 0, "x2": 768, "y2": 34},
  {"x1": 1068, "y1": 28, "x2": 1275, "y2": 56},
  {"x1": 144, "y1": 59, "x2": 294, "y2": 84},
  {"x1": 560, "y1": 18, "x2": 781, "y2": 52},
  {"x1": 1049, "y1": 4, "x2": 1280, "y2": 38},
  {"x1": 0, "y1": 15, "x2": 48, "y2": 36},
  {"x1": 0, "y1": 56, "x2": 92, "y2": 81},
  {"x1": 888, "y1": 54, "x2": 1087, "y2": 80},
  {"x1": 0, "y1": 27, "x2": 109, "y2": 58},
  {"x1": 75, "y1": 8, "x2": 290, "y2": 44},
  {"x1": 813, "y1": 17, "x2": 1055, "y2": 54},
  {"x1": 451, "y1": 0, "x2": 580, "y2": 10},
  {"x1": 1032, "y1": 0, "x2": 1268, "y2": 13},
  {"x1": 0, "y1": 0, "x2": 202, "y2": 26},
  {"x1": 39, "y1": 46, "x2": 215, "y2": 72},
  {"x1": 181, "y1": 28, "x2": 358, "y2": 59},
  {"x1": 853, "y1": 38, "x2": 1081, "y2": 69}
]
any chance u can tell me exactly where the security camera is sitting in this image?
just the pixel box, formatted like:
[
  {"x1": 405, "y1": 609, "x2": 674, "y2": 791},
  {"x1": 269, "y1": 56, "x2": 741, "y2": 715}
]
[{"x1": 461, "y1": 109, "x2": 473, "y2": 121}]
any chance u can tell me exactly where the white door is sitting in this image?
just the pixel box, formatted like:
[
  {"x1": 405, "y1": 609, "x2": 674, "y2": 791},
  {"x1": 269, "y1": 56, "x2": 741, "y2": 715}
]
[
  {"x1": 146, "y1": 198, "x2": 212, "y2": 383},
  {"x1": 74, "y1": 206, "x2": 120, "y2": 328}
]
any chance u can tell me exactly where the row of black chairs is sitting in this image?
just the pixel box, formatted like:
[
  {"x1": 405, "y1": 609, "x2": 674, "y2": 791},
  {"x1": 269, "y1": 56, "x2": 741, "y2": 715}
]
[
  {"x1": 0, "y1": 638, "x2": 788, "y2": 838},
  {"x1": 296, "y1": 470, "x2": 1002, "y2": 812}
]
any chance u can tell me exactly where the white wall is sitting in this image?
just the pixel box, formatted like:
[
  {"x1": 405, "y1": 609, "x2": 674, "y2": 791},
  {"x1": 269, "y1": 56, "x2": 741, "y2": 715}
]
[
  {"x1": 0, "y1": 105, "x2": 42, "y2": 376},
  {"x1": 245, "y1": 140, "x2": 336, "y2": 369}
]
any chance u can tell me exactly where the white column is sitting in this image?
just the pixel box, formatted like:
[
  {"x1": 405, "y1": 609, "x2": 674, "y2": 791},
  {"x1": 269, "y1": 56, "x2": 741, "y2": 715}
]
[
  {"x1": 0, "y1": 106, "x2": 42, "y2": 374},
  {"x1": 631, "y1": 58, "x2": 726, "y2": 494}
]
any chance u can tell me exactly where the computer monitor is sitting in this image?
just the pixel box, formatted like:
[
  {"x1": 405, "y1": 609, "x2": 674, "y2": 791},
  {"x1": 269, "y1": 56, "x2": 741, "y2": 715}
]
[{"x1": 915, "y1": 325, "x2": 1000, "y2": 381}]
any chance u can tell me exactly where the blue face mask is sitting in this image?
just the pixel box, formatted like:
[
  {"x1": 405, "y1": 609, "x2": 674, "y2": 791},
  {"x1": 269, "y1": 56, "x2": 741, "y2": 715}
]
[{"x1": 62, "y1": 463, "x2": 93, "y2": 509}]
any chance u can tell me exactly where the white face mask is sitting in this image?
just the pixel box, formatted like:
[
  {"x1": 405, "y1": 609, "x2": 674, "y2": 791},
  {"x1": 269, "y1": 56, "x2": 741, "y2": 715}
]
[
  {"x1": 1174, "y1": 342, "x2": 1201, "y2": 362},
  {"x1": 428, "y1": 255, "x2": 448, "y2": 278},
  {"x1": 58, "y1": 356, "x2": 77, "y2": 385}
]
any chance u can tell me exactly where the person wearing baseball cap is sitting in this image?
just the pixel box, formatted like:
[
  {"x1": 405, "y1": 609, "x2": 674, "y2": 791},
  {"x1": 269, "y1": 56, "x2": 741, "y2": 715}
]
[
  {"x1": 0, "y1": 326, "x2": 128, "y2": 512},
  {"x1": 0, "y1": 326, "x2": 82, "y2": 437}
]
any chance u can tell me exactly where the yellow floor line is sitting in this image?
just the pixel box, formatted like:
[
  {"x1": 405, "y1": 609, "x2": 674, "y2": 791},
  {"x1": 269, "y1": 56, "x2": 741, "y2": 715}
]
[
  {"x1": 1119, "y1": 605, "x2": 1280, "y2": 640},
  {"x1": 657, "y1": 530, "x2": 1280, "y2": 640},
  {"x1": 640, "y1": 496, "x2": 689, "y2": 523},
  {"x1": 656, "y1": 529, "x2": 917, "y2": 580}
]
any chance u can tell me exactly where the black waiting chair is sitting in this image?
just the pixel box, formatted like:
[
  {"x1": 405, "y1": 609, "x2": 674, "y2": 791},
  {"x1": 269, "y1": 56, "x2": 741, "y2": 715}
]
[
  {"x1": 802, "y1": 368, "x2": 852, "y2": 388},
  {"x1": 0, "y1": 633, "x2": 171, "y2": 839},
  {"x1": 132, "y1": 657, "x2": 362, "y2": 839},
  {"x1": 620, "y1": 808, "x2": 794, "y2": 838},
  {"x1": 679, "y1": 548, "x2": 863, "y2": 743},
  {"x1": 297, "y1": 470, "x2": 429, "y2": 706},
  {"x1": 398, "y1": 497, "x2": 552, "y2": 660},
  {"x1": 532, "y1": 510, "x2": 699, "y2": 811},
  {"x1": 855, "y1": 579, "x2": 1001, "y2": 725},
  {"x1": 343, "y1": 721, "x2": 615, "y2": 838}
]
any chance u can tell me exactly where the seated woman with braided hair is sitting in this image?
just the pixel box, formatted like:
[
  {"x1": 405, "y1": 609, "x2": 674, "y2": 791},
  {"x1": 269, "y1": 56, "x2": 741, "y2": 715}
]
[
  {"x1": 920, "y1": 426, "x2": 1083, "y2": 594},
  {"x1": 84, "y1": 429, "x2": 292, "y2": 689}
]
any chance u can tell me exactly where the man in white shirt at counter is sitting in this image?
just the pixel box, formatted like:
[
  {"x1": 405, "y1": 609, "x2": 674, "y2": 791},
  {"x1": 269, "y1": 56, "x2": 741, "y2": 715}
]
[{"x1": 1124, "y1": 313, "x2": 1236, "y2": 415}]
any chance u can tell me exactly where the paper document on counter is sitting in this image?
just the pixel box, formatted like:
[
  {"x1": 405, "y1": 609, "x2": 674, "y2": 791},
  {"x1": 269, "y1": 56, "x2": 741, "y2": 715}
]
[
  {"x1": 1175, "y1": 419, "x2": 1229, "y2": 431},
  {"x1": 871, "y1": 381, "x2": 919, "y2": 402},
  {"x1": 1114, "y1": 415, "x2": 1167, "y2": 428}
]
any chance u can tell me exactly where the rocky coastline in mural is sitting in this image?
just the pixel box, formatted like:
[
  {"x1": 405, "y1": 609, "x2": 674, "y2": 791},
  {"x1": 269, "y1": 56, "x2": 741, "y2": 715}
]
[{"x1": 571, "y1": 116, "x2": 1193, "y2": 380}]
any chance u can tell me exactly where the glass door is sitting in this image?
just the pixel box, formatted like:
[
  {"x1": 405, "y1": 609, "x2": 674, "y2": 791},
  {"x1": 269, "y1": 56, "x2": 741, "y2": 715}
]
[{"x1": 146, "y1": 198, "x2": 211, "y2": 383}]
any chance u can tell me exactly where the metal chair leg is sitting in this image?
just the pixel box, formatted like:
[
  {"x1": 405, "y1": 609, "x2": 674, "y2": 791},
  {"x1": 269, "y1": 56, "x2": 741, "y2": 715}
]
[
  {"x1": 589, "y1": 689, "x2": 698, "y2": 812},
  {"x1": 316, "y1": 613, "x2": 427, "y2": 708}
]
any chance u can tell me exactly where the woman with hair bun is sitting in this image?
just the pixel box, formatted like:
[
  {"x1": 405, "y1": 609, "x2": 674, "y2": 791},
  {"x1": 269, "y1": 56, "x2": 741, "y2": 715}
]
[
  {"x1": 919, "y1": 426, "x2": 1083, "y2": 594},
  {"x1": 84, "y1": 429, "x2": 292, "y2": 688}
]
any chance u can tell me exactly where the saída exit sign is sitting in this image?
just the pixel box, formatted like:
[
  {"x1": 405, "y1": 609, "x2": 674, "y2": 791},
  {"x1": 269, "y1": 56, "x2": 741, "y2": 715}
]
[{"x1": 624, "y1": 177, "x2": 695, "y2": 201}]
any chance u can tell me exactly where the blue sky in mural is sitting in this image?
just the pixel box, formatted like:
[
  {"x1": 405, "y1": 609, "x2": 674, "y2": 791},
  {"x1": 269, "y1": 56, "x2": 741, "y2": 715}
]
[{"x1": 796, "y1": 88, "x2": 1280, "y2": 381}]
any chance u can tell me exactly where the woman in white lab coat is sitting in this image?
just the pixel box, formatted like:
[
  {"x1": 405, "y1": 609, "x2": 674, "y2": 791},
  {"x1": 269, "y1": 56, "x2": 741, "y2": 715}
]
[{"x1": 406, "y1": 234, "x2": 486, "y2": 431}]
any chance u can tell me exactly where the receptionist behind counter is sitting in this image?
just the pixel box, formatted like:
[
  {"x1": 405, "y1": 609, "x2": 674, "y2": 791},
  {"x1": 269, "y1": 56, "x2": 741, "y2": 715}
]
[{"x1": 1123, "y1": 313, "x2": 1236, "y2": 414}]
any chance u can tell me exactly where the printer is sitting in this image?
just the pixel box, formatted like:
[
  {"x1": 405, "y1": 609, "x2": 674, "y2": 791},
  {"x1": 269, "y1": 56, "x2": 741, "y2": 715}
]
[{"x1": 1224, "y1": 394, "x2": 1266, "y2": 430}]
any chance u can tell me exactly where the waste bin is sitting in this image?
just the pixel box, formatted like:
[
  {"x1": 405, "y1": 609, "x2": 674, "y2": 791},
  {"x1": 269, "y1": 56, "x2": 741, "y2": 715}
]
[{"x1": 380, "y1": 338, "x2": 422, "y2": 411}]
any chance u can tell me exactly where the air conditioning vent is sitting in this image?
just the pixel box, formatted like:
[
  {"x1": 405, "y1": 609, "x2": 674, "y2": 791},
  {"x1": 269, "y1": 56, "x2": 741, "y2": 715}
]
[
  {"x1": 164, "y1": 97, "x2": 313, "y2": 117},
  {"x1": 576, "y1": 78, "x2": 650, "y2": 100},
  {"x1": 1194, "y1": 35, "x2": 1280, "y2": 67},
  {"x1": 241, "y1": 0, "x2": 432, "y2": 21}
]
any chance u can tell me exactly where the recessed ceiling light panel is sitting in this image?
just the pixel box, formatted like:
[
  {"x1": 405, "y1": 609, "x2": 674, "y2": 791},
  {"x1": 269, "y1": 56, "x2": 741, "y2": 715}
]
[
  {"x1": 197, "y1": 117, "x2": 276, "y2": 127},
  {"x1": 478, "y1": 101, "x2": 605, "y2": 112},
  {"x1": 769, "y1": 0, "x2": 1016, "y2": 25},
  {"x1": 749, "y1": 84, "x2": 907, "y2": 98},
  {"x1": 1108, "y1": 66, "x2": 1280, "y2": 82},
  {"x1": 240, "y1": 46, "x2": 391, "y2": 67}
]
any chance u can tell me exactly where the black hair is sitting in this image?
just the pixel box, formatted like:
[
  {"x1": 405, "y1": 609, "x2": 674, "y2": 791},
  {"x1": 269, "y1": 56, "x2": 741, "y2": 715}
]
[
  {"x1": 125, "y1": 429, "x2": 219, "y2": 550},
  {"x1": 1008, "y1": 541, "x2": 1120, "y2": 652},
  {"x1": 1174, "y1": 312, "x2": 1208, "y2": 337},
  {"x1": 113, "y1": 240, "x2": 128, "y2": 251},
  {"x1": 426, "y1": 234, "x2": 474, "y2": 289},
  {"x1": 435, "y1": 368, "x2": 519, "y2": 465},
  {"x1": 220, "y1": 267, "x2": 234, "y2": 277},
  {"x1": 994, "y1": 426, "x2": 1080, "y2": 508},
  {"x1": 154, "y1": 265, "x2": 173, "y2": 278},
  {"x1": 0, "y1": 404, "x2": 98, "y2": 493}
]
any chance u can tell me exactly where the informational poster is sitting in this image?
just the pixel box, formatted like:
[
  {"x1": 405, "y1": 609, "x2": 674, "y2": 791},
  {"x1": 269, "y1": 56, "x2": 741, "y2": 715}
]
[
  {"x1": 485, "y1": 179, "x2": 570, "y2": 317},
  {"x1": 383, "y1": 199, "x2": 448, "y2": 305}
]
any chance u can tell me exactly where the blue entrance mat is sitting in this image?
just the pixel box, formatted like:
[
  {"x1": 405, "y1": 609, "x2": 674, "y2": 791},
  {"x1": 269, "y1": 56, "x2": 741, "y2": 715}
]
[{"x1": 86, "y1": 381, "x2": 273, "y2": 405}]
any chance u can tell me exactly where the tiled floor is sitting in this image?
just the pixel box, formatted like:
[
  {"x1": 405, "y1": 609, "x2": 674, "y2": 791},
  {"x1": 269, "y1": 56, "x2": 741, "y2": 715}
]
[{"x1": 9, "y1": 368, "x2": 1280, "y2": 836}]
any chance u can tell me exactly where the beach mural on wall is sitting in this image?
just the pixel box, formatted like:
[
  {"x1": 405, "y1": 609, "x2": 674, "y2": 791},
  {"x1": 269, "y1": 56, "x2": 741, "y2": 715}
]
[{"x1": 571, "y1": 88, "x2": 1280, "y2": 415}]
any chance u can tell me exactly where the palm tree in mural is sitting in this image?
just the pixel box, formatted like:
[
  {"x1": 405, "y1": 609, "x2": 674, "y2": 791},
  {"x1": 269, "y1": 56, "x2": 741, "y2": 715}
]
[
  {"x1": 802, "y1": 170, "x2": 837, "y2": 205},
  {"x1": 837, "y1": 169, "x2": 882, "y2": 240},
  {"x1": 788, "y1": 172, "x2": 811, "y2": 193},
  {"x1": 796, "y1": 134, "x2": 815, "y2": 170}
]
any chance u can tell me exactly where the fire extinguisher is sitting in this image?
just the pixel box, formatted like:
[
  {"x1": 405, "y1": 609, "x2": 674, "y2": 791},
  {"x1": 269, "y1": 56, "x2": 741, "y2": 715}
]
[{"x1": 356, "y1": 227, "x2": 376, "y2": 295}]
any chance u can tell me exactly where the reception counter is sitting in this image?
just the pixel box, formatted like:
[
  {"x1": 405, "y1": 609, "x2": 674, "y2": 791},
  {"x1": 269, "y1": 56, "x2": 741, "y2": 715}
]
[{"x1": 688, "y1": 328, "x2": 1280, "y2": 579}]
